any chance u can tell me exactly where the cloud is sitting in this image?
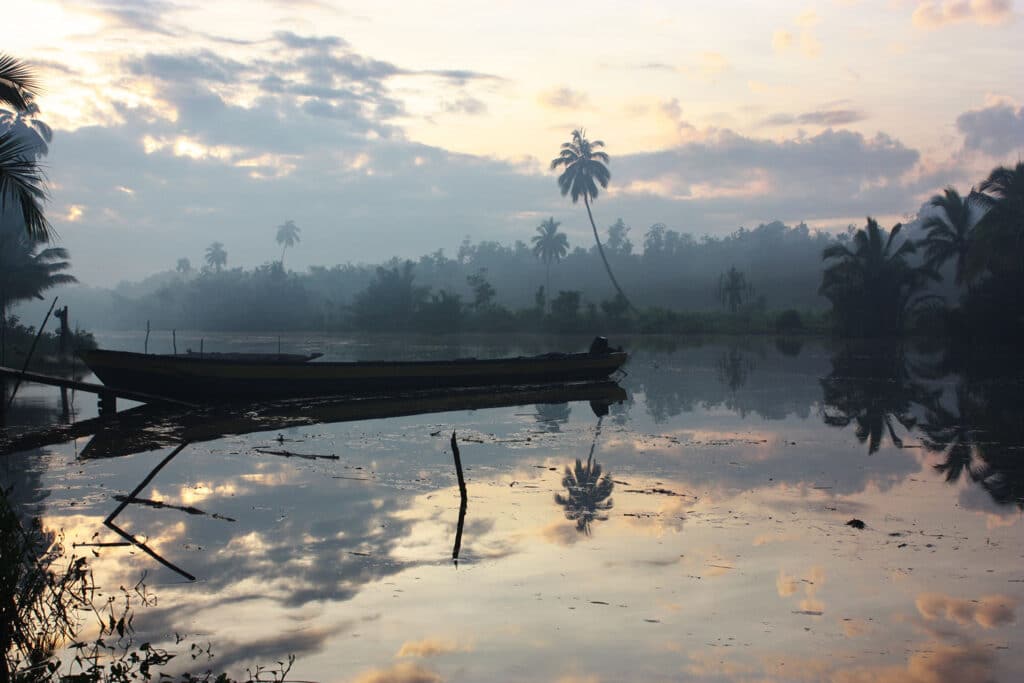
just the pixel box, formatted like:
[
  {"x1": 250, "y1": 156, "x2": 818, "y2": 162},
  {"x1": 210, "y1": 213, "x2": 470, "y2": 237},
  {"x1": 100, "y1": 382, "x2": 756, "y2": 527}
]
[
  {"x1": 126, "y1": 50, "x2": 247, "y2": 83},
  {"x1": 956, "y1": 102, "x2": 1024, "y2": 155},
  {"x1": 349, "y1": 662, "x2": 442, "y2": 683},
  {"x1": 916, "y1": 592, "x2": 1018, "y2": 628},
  {"x1": 273, "y1": 31, "x2": 349, "y2": 50},
  {"x1": 912, "y1": 0, "x2": 1014, "y2": 28},
  {"x1": 761, "y1": 109, "x2": 867, "y2": 127},
  {"x1": 442, "y1": 97, "x2": 487, "y2": 116},
  {"x1": 77, "y1": 0, "x2": 178, "y2": 35},
  {"x1": 539, "y1": 87, "x2": 589, "y2": 110},
  {"x1": 396, "y1": 638, "x2": 467, "y2": 658},
  {"x1": 772, "y1": 30, "x2": 794, "y2": 53}
]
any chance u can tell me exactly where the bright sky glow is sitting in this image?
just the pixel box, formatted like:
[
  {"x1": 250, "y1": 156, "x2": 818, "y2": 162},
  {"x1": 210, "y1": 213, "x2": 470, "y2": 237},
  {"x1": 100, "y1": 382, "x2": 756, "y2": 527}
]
[{"x1": 2, "y1": 0, "x2": 1022, "y2": 284}]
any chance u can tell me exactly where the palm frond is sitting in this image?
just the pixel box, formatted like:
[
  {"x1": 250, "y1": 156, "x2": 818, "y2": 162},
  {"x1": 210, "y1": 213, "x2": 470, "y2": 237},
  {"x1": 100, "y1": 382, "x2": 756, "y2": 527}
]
[
  {"x1": 0, "y1": 131, "x2": 52, "y2": 241},
  {"x1": 0, "y1": 54, "x2": 38, "y2": 111}
]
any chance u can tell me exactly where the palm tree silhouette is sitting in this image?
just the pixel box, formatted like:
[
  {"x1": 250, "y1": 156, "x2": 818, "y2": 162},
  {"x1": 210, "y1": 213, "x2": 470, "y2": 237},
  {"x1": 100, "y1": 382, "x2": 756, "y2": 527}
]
[
  {"x1": 550, "y1": 129, "x2": 632, "y2": 309},
  {"x1": 205, "y1": 242, "x2": 227, "y2": 272},
  {"x1": 275, "y1": 219, "x2": 301, "y2": 266},
  {"x1": 967, "y1": 162, "x2": 1024, "y2": 281},
  {"x1": 820, "y1": 218, "x2": 936, "y2": 336},
  {"x1": 717, "y1": 266, "x2": 753, "y2": 313},
  {"x1": 531, "y1": 217, "x2": 569, "y2": 304},
  {"x1": 920, "y1": 187, "x2": 977, "y2": 286},
  {"x1": 0, "y1": 231, "x2": 76, "y2": 361},
  {"x1": 0, "y1": 55, "x2": 51, "y2": 242}
]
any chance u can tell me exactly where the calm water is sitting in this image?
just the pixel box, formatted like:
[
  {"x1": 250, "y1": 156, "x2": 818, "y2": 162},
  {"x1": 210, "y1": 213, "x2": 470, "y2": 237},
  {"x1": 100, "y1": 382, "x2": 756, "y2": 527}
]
[{"x1": 2, "y1": 333, "x2": 1022, "y2": 682}]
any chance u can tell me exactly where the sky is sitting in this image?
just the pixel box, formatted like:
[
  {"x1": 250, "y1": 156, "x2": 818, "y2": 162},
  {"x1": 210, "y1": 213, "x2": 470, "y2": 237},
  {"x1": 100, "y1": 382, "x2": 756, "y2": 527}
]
[{"x1": 2, "y1": 0, "x2": 1023, "y2": 286}]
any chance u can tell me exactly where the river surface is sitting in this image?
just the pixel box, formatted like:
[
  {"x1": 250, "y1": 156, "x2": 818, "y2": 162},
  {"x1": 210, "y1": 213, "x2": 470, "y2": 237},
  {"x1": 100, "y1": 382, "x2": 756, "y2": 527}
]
[{"x1": 2, "y1": 333, "x2": 1022, "y2": 682}]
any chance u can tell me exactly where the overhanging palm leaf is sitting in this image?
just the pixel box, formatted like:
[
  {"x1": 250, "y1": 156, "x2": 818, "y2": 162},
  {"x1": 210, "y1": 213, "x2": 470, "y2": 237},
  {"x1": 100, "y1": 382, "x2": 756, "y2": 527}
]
[
  {"x1": 0, "y1": 54, "x2": 38, "y2": 112},
  {"x1": 0, "y1": 131, "x2": 52, "y2": 242}
]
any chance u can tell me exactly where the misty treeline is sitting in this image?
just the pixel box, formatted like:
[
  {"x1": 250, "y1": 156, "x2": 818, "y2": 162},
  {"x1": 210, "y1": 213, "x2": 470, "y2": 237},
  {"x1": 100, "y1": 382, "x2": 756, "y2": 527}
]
[{"x1": 34, "y1": 219, "x2": 843, "y2": 333}]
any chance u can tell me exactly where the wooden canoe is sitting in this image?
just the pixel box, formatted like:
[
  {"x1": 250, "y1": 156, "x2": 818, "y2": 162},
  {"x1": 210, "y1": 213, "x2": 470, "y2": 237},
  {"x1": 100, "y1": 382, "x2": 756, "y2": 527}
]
[{"x1": 80, "y1": 341, "x2": 627, "y2": 401}]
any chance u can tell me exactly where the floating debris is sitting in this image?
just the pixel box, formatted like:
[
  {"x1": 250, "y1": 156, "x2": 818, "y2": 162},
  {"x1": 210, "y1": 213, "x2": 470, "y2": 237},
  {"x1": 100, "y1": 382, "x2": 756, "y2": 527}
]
[{"x1": 846, "y1": 519, "x2": 866, "y2": 530}]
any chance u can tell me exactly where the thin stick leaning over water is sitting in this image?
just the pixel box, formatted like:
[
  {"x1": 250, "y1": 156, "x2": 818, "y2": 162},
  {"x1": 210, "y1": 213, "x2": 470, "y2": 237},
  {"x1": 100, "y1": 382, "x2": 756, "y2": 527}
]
[
  {"x1": 451, "y1": 431, "x2": 468, "y2": 562},
  {"x1": 6, "y1": 296, "x2": 58, "y2": 409},
  {"x1": 103, "y1": 441, "x2": 197, "y2": 581}
]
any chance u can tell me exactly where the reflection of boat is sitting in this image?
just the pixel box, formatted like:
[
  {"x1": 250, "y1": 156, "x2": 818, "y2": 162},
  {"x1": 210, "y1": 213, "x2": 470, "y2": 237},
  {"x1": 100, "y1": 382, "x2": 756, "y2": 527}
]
[
  {"x1": 80, "y1": 339, "x2": 627, "y2": 401},
  {"x1": 1, "y1": 381, "x2": 628, "y2": 459}
]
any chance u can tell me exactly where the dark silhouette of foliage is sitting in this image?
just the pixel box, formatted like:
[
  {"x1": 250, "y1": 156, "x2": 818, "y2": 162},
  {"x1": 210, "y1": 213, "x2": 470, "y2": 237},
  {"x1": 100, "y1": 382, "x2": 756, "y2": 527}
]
[
  {"x1": 820, "y1": 346, "x2": 937, "y2": 454},
  {"x1": 554, "y1": 458, "x2": 614, "y2": 534},
  {"x1": 0, "y1": 55, "x2": 51, "y2": 242},
  {"x1": 968, "y1": 162, "x2": 1024, "y2": 281},
  {"x1": 351, "y1": 260, "x2": 426, "y2": 331},
  {"x1": 531, "y1": 217, "x2": 568, "y2": 302},
  {"x1": 819, "y1": 218, "x2": 936, "y2": 336},
  {"x1": 466, "y1": 268, "x2": 496, "y2": 310},
  {"x1": 717, "y1": 266, "x2": 754, "y2": 313},
  {"x1": 205, "y1": 242, "x2": 227, "y2": 272},
  {"x1": 605, "y1": 218, "x2": 632, "y2": 256},
  {"x1": 551, "y1": 129, "x2": 632, "y2": 309},
  {"x1": 176, "y1": 257, "x2": 192, "y2": 274},
  {"x1": 920, "y1": 187, "x2": 978, "y2": 286}
]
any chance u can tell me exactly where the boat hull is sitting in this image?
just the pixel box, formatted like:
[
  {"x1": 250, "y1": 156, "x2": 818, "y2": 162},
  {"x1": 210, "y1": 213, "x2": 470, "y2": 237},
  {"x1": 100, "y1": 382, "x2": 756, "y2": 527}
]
[{"x1": 80, "y1": 349, "x2": 628, "y2": 401}]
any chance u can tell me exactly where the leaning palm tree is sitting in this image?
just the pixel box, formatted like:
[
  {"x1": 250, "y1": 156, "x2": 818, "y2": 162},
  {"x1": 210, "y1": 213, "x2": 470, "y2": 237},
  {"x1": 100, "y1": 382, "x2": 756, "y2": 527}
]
[
  {"x1": 0, "y1": 55, "x2": 51, "y2": 242},
  {"x1": 275, "y1": 219, "x2": 301, "y2": 266},
  {"x1": 205, "y1": 242, "x2": 227, "y2": 272},
  {"x1": 920, "y1": 187, "x2": 976, "y2": 285},
  {"x1": 550, "y1": 129, "x2": 632, "y2": 308},
  {"x1": 531, "y1": 217, "x2": 569, "y2": 301}
]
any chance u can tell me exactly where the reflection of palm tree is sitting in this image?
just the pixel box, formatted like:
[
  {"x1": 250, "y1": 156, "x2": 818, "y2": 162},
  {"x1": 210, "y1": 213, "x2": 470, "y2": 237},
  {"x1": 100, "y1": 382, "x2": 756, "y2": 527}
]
[
  {"x1": 555, "y1": 458, "x2": 614, "y2": 534},
  {"x1": 550, "y1": 129, "x2": 632, "y2": 309},
  {"x1": 554, "y1": 416, "x2": 614, "y2": 534},
  {"x1": 205, "y1": 241, "x2": 227, "y2": 272},
  {"x1": 275, "y1": 219, "x2": 301, "y2": 266},
  {"x1": 534, "y1": 402, "x2": 571, "y2": 432},
  {"x1": 919, "y1": 384, "x2": 985, "y2": 483},
  {"x1": 820, "y1": 347, "x2": 936, "y2": 454},
  {"x1": 0, "y1": 55, "x2": 52, "y2": 241},
  {"x1": 531, "y1": 217, "x2": 568, "y2": 302},
  {"x1": 716, "y1": 347, "x2": 753, "y2": 393}
]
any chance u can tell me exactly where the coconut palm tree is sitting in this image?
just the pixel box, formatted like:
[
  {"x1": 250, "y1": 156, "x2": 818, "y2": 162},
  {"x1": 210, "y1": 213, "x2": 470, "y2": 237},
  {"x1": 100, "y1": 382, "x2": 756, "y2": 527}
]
[
  {"x1": 275, "y1": 219, "x2": 301, "y2": 266},
  {"x1": 205, "y1": 242, "x2": 227, "y2": 272},
  {"x1": 0, "y1": 230, "x2": 76, "y2": 362},
  {"x1": 550, "y1": 129, "x2": 632, "y2": 309},
  {"x1": 919, "y1": 187, "x2": 977, "y2": 286},
  {"x1": 820, "y1": 218, "x2": 936, "y2": 336},
  {"x1": 531, "y1": 217, "x2": 569, "y2": 302},
  {"x1": 967, "y1": 162, "x2": 1024, "y2": 281},
  {"x1": 0, "y1": 55, "x2": 51, "y2": 242}
]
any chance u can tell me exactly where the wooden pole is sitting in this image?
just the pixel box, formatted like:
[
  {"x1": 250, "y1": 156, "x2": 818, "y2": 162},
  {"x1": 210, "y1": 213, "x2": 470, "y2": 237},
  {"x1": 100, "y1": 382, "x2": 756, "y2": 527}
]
[
  {"x1": 144, "y1": 320, "x2": 150, "y2": 354},
  {"x1": 172, "y1": 329, "x2": 177, "y2": 355},
  {"x1": 450, "y1": 430, "x2": 468, "y2": 563},
  {"x1": 6, "y1": 296, "x2": 58, "y2": 409}
]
